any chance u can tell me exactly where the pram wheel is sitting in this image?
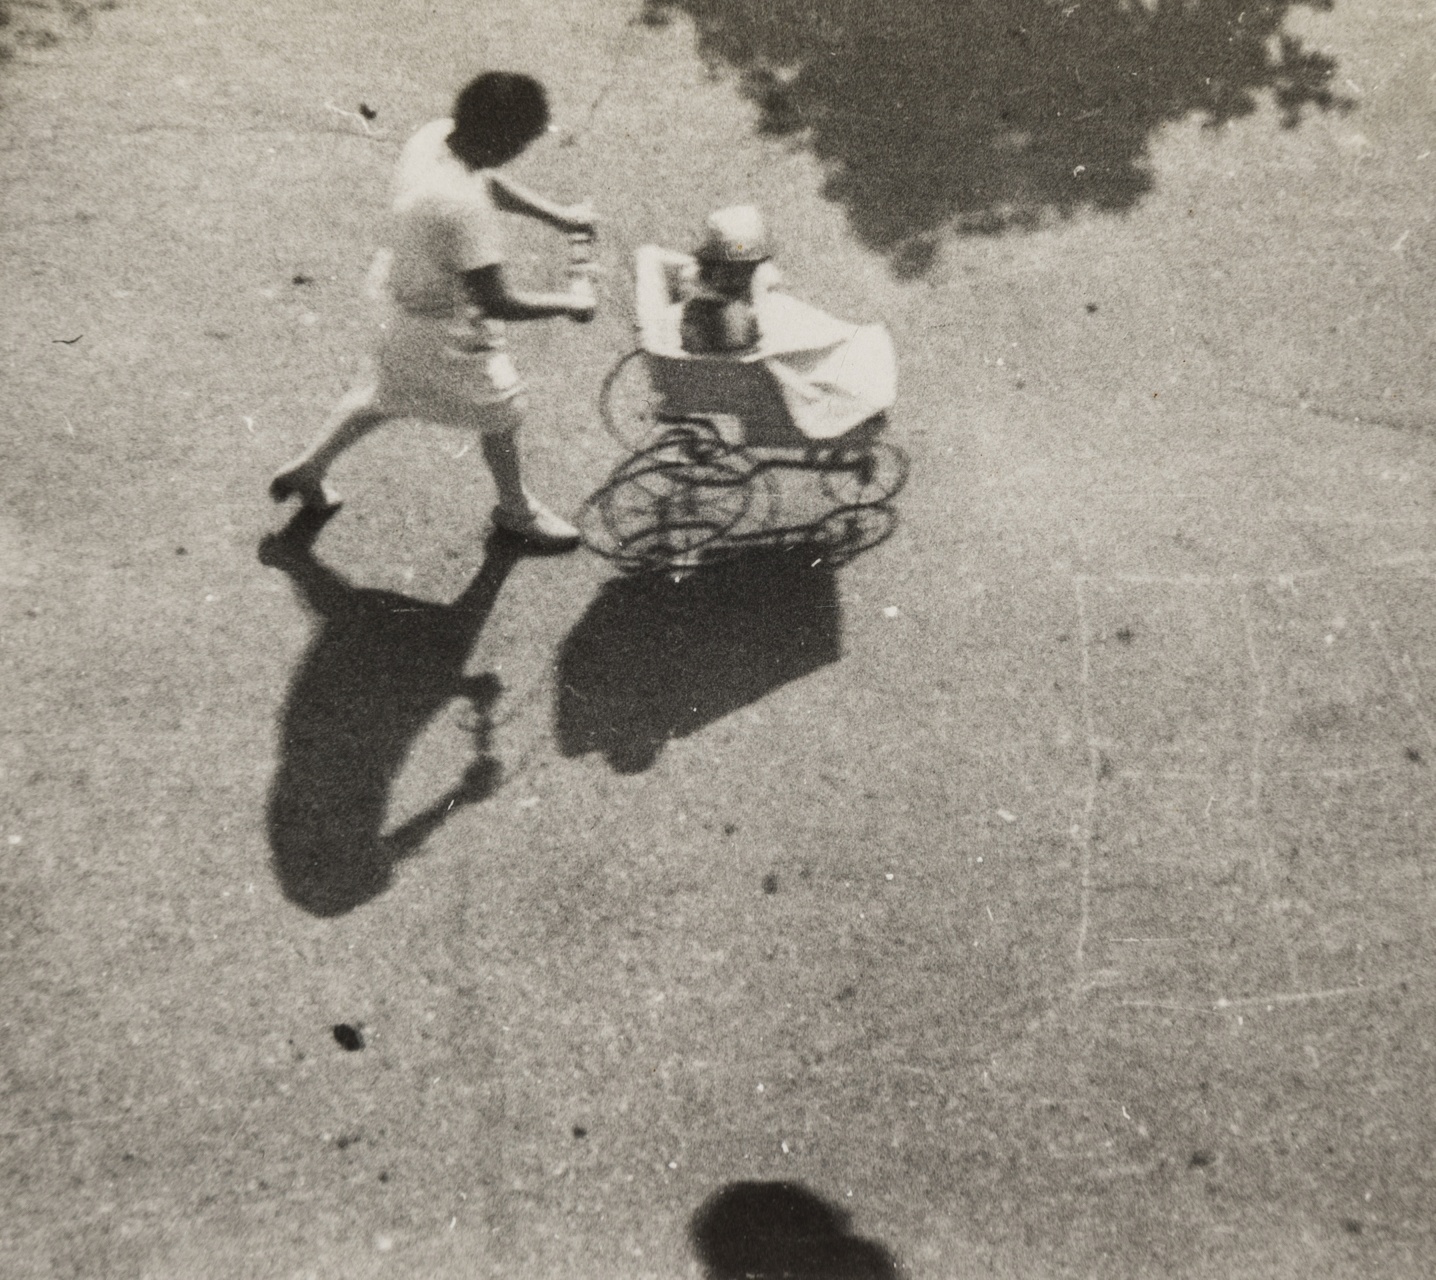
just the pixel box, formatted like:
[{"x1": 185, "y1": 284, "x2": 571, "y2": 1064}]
[
  {"x1": 612, "y1": 422, "x2": 756, "y2": 504},
  {"x1": 819, "y1": 440, "x2": 910, "y2": 506},
  {"x1": 814, "y1": 503, "x2": 899, "y2": 565},
  {"x1": 600, "y1": 349, "x2": 672, "y2": 452},
  {"x1": 579, "y1": 454, "x2": 755, "y2": 572}
]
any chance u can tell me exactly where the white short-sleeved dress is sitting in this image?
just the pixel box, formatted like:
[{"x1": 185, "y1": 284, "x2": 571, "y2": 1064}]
[{"x1": 362, "y1": 118, "x2": 523, "y2": 431}]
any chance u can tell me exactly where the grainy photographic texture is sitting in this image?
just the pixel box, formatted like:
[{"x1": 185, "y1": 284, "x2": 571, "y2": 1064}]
[{"x1": 3, "y1": 2, "x2": 1433, "y2": 1277}]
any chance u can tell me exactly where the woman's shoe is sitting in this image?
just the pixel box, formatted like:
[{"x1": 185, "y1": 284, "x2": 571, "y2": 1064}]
[{"x1": 492, "y1": 502, "x2": 580, "y2": 552}]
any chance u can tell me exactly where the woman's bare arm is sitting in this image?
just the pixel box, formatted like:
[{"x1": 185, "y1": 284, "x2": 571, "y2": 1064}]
[
  {"x1": 488, "y1": 172, "x2": 595, "y2": 234},
  {"x1": 463, "y1": 263, "x2": 593, "y2": 323}
]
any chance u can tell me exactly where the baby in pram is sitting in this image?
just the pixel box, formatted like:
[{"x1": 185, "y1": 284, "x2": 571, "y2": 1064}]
[
  {"x1": 633, "y1": 206, "x2": 897, "y2": 443},
  {"x1": 637, "y1": 205, "x2": 779, "y2": 356}
]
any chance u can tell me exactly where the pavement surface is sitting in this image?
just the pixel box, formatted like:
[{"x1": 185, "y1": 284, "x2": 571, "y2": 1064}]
[{"x1": 2, "y1": 1, "x2": 1434, "y2": 1277}]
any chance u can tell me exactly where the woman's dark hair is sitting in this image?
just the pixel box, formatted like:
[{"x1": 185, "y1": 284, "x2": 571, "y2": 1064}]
[{"x1": 449, "y1": 72, "x2": 550, "y2": 165}]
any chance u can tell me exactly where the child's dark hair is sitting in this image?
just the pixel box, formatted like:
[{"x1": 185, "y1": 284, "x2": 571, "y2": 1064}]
[{"x1": 450, "y1": 72, "x2": 550, "y2": 164}]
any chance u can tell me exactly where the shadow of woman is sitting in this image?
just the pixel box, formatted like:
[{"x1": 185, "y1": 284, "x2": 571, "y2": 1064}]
[
  {"x1": 259, "y1": 510, "x2": 523, "y2": 917},
  {"x1": 554, "y1": 544, "x2": 841, "y2": 774},
  {"x1": 690, "y1": 1181, "x2": 899, "y2": 1280}
]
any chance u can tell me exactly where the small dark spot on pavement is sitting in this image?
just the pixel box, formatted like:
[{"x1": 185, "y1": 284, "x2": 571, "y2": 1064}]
[
  {"x1": 204, "y1": 329, "x2": 232, "y2": 340},
  {"x1": 332, "y1": 1023, "x2": 364, "y2": 1051},
  {"x1": 1189, "y1": 1150, "x2": 1215, "y2": 1168},
  {"x1": 572, "y1": 1126, "x2": 588, "y2": 1139},
  {"x1": 1115, "y1": 626, "x2": 1135, "y2": 644},
  {"x1": 1405, "y1": 746, "x2": 1422, "y2": 763},
  {"x1": 336, "y1": 1133, "x2": 361, "y2": 1150},
  {"x1": 358, "y1": 103, "x2": 378, "y2": 120},
  {"x1": 1097, "y1": 752, "x2": 1114, "y2": 780},
  {"x1": 1056, "y1": 632, "x2": 1070, "y2": 642},
  {"x1": 292, "y1": 274, "x2": 315, "y2": 286},
  {"x1": 836, "y1": 985, "x2": 857, "y2": 1002},
  {"x1": 1341, "y1": 1218, "x2": 1364, "y2": 1235},
  {"x1": 1085, "y1": 303, "x2": 1099, "y2": 314},
  {"x1": 122, "y1": 1152, "x2": 135, "y2": 1162},
  {"x1": 723, "y1": 822, "x2": 738, "y2": 836},
  {"x1": 762, "y1": 873, "x2": 778, "y2": 894},
  {"x1": 175, "y1": 546, "x2": 187, "y2": 556},
  {"x1": 378, "y1": 1171, "x2": 390, "y2": 1183}
]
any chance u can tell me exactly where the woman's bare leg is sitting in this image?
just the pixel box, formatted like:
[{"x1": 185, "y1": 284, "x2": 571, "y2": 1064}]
[
  {"x1": 480, "y1": 396, "x2": 579, "y2": 549},
  {"x1": 270, "y1": 381, "x2": 390, "y2": 511}
]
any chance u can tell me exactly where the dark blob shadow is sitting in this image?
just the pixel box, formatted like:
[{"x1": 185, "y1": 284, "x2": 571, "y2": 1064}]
[
  {"x1": 691, "y1": 1181, "x2": 899, "y2": 1280},
  {"x1": 555, "y1": 545, "x2": 840, "y2": 774},
  {"x1": 645, "y1": 0, "x2": 1349, "y2": 270},
  {"x1": 1, "y1": 0, "x2": 104, "y2": 67},
  {"x1": 259, "y1": 511, "x2": 523, "y2": 917}
]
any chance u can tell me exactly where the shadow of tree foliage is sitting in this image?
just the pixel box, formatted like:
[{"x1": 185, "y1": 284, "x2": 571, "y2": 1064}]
[
  {"x1": 643, "y1": 0, "x2": 1350, "y2": 272},
  {"x1": 0, "y1": 1, "x2": 117, "y2": 62}
]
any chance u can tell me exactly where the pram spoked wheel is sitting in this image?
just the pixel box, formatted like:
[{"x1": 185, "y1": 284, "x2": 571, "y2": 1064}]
[
  {"x1": 612, "y1": 416, "x2": 755, "y2": 494},
  {"x1": 600, "y1": 349, "x2": 670, "y2": 453},
  {"x1": 817, "y1": 437, "x2": 909, "y2": 506},
  {"x1": 813, "y1": 503, "x2": 898, "y2": 565},
  {"x1": 578, "y1": 451, "x2": 756, "y2": 573},
  {"x1": 600, "y1": 349, "x2": 755, "y2": 487}
]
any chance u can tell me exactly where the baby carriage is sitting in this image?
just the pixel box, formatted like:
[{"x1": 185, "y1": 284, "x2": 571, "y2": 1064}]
[{"x1": 581, "y1": 244, "x2": 908, "y2": 572}]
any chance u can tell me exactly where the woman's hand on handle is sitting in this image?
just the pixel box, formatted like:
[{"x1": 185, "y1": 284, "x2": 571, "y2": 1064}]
[
  {"x1": 568, "y1": 274, "x2": 596, "y2": 324},
  {"x1": 562, "y1": 201, "x2": 598, "y2": 237}
]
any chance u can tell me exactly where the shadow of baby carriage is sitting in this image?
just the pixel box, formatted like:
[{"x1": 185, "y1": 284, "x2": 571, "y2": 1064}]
[
  {"x1": 259, "y1": 510, "x2": 521, "y2": 916},
  {"x1": 555, "y1": 541, "x2": 841, "y2": 774}
]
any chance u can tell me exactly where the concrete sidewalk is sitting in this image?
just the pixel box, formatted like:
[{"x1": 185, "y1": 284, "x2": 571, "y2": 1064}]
[{"x1": 2, "y1": 1, "x2": 1433, "y2": 1277}]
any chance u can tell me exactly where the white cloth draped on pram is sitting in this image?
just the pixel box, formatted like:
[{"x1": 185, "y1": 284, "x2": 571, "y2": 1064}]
[{"x1": 633, "y1": 245, "x2": 897, "y2": 444}]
